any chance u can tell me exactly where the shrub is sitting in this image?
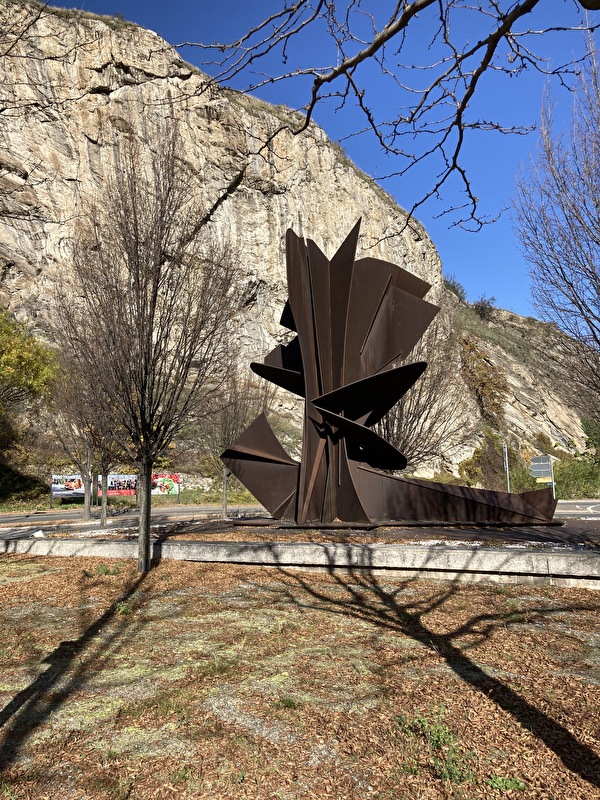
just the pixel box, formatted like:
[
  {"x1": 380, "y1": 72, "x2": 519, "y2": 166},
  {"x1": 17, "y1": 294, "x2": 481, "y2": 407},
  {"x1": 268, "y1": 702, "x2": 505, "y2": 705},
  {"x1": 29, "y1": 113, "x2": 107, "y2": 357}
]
[
  {"x1": 554, "y1": 457, "x2": 600, "y2": 499},
  {"x1": 582, "y1": 418, "x2": 600, "y2": 460},
  {"x1": 443, "y1": 274, "x2": 467, "y2": 302},
  {"x1": 508, "y1": 461, "x2": 537, "y2": 493},
  {"x1": 458, "y1": 431, "x2": 538, "y2": 492},
  {"x1": 459, "y1": 428, "x2": 506, "y2": 489},
  {"x1": 532, "y1": 432, "x2": 553, "y2": 453},
  {"x1": 472, "y1": 294, "x2": 496, "y2": 321}
]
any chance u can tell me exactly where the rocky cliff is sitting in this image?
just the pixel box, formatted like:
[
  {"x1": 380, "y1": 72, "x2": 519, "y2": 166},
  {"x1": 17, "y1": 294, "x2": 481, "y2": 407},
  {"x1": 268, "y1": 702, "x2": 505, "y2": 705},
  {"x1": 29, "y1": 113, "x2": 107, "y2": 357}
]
[
  {"x1": 0, "y1": 1, "x2": 440, "y2": 344},
  {"x1": 0, "y1": 0, "x2": 587, "y2": 472}
]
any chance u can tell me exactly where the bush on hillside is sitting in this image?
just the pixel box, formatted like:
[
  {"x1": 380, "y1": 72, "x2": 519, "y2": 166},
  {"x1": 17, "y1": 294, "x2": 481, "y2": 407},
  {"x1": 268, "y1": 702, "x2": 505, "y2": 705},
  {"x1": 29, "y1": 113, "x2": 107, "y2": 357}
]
[
  {"x1": 443, "y1": 274, "x2": 467, "y2": 303},
  {"x1": 554, "y1": 457, "x2": 600, "y2": 499},
  {"x1": 472, "y1": 294, "x2": 496, "y2": 321}
]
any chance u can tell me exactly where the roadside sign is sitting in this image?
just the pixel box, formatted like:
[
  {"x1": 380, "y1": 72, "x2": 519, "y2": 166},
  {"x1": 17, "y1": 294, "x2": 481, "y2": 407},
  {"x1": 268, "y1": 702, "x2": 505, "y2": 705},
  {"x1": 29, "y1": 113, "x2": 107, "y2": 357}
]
[
  {"x1": 529, "y1": 455, "x2": 552, "y2": 479},
  {"x1": 530, "y1": 467, "x2": 552, "y2": 477},
  {"x1": 528, "y1": 454, "x2": 556, "y2": 498}
]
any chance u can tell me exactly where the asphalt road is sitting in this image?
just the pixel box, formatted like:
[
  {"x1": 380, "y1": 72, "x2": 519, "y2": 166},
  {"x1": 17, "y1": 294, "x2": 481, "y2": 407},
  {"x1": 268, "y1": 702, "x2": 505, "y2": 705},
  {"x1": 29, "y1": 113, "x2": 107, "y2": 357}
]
[
  {"x1": 553, "y1": 499, "x2": 600, "y2": 518},
  {"x1": 0, "y1": 503, "x2": 263, "y2": 540}
]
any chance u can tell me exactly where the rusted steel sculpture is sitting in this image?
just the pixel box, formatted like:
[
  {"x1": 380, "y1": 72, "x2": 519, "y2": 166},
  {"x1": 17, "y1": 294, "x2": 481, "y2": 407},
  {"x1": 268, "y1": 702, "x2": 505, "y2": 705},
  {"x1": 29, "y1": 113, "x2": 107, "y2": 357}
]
[{"x1": 222, "y1": 221, "x2": 556, "y2": 524}]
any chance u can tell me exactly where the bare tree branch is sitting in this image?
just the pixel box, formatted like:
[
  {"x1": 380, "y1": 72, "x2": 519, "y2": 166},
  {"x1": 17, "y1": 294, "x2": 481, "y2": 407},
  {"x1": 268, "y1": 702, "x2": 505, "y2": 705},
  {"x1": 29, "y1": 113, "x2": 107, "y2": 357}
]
[
  {"x1": 514, "y1": 45, "x2": 600, "y2": 418},
  {"x1": 188, "y1": 0, "x2": 600, "y2": 229},
  {"x1": 377, "y1": 304, "x2": 475, "y2": 471},
  {"x1": 200, "y1": 368, "x2": 277, "y2": 470}
]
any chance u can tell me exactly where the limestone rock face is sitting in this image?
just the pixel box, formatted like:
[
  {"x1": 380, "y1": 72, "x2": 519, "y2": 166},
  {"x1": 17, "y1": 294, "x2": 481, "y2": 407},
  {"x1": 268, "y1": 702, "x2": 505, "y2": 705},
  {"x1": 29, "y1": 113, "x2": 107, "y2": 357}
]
[
  {"x1": 0, "y1": 1, "x2": 587, "y2": 471},
  {"x1": 0, "y1": 1, "x2": 440, "y2": 354},
  {"x1": 464, "y1": 310, "x2": 587, "y2": 454}
]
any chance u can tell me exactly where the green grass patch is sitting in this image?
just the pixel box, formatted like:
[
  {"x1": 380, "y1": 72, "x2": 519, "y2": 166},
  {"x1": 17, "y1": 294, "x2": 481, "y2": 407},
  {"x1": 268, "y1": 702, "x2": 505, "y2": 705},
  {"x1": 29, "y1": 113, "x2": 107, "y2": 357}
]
[
  {"x1": 274, "y1": 696, "x2": 300, "y2": 711},
  {"x1": 406, "y1": 708, "x2": 457, "y2": 749},
  {"x1": 396, "y1": 707, "x2": 476, "y2": 786},
  {"x1": 488, "y1": 775, "x2": 527, "y2": 791},
  {"x1": 0, "y1": 781, "x2": 21, "y2": 799},
  {"x1": 114, "y1": 601, "x2": 134, "y2": 617},
  {"x1": 83, "y1": 563, "x2": 121, "y2": 578}
]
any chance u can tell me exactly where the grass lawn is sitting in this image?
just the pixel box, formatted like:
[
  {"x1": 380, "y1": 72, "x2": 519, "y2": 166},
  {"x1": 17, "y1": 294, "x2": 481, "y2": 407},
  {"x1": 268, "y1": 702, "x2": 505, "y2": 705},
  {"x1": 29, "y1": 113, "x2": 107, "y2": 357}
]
[{"x1": 0, "y1": 554, "x2": 598, "y2": 799}]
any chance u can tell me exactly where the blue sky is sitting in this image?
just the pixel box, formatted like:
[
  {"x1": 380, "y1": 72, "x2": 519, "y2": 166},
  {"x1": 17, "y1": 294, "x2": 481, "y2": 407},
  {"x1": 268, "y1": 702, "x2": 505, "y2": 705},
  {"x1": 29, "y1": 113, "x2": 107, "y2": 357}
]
[{"x1": 49, "y1": 1, "x2": 597, "y2": 317}]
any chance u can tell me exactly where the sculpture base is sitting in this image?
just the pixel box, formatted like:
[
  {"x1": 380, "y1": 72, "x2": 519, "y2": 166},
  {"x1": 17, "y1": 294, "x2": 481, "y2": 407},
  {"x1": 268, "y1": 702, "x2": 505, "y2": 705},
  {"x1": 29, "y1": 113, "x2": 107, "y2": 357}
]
[{"x1": 233, "y1": 517, "x2": 564, "y2": 529}]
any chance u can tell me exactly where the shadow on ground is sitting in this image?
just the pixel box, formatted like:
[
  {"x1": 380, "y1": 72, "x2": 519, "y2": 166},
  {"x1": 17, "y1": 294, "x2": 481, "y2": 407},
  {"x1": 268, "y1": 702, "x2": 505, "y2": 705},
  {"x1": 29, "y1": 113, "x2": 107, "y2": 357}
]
[
  {"x1": 247, "y1": 545, "x2": 600, "y2": 789},
  {"x1": 0, "y1": 569, "x2": 150, "y2": 773}
]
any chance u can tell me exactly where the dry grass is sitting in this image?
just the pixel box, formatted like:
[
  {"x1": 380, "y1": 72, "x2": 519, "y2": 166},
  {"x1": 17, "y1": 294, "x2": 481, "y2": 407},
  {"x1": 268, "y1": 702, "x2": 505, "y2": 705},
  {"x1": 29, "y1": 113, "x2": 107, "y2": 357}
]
[{"x1": 0, "y1": 554, "x2": 599, "y2": 799}]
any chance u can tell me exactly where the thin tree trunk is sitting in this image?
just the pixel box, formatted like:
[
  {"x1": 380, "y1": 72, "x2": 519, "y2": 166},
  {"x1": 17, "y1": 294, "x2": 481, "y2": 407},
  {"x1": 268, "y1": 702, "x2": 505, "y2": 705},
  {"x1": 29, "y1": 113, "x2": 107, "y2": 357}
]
[
  {"x1": 138, "y1": 456, "x2": 153, "y2": 574},
  {"x1": 101, "y1": 472, "x2": 108, "y2": 529},
  {"x1": 92, "y1": 472, "x2": 99, "y2": 507},
  {"x1": 222, "y1": 465, "x2": 229, "y2": 520},
  {"x1": 83, "y1": 447, "x2": 92, "y2": 521}
]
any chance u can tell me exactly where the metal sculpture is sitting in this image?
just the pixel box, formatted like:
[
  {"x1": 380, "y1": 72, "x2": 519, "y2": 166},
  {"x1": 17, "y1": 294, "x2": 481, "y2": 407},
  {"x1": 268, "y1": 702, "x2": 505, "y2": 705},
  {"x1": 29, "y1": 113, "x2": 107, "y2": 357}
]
[{"x1": 222, "y1": 221, "x2": 556, "y2": 525}]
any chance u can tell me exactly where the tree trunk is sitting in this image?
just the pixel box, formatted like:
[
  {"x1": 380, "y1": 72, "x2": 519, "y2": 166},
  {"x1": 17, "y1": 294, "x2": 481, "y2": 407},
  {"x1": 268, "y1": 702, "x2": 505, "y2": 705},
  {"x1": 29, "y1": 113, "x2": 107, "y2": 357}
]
[
  {"x1": 101, "y1": 472, "x2": 108, "y2": 529},
  {"x1": 92, "y1": 472, "x2": 99, "y2": 507},
  {"x1": 83, "y1": 447, "x2": 92, "y2": 521},
  {"x1": 137, "y1": 456, "x2": 153, "y2": 574},
  {"x1": 222, "y1": 465, "x2": 229, "y2": 520}
]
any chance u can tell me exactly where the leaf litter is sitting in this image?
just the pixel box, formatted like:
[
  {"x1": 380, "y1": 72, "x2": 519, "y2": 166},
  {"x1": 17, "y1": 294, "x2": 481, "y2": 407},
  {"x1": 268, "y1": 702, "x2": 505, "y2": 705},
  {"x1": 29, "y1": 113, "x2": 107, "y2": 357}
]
[{"x1": 0, "y1": 553, "x2": 598, "y2": 799}]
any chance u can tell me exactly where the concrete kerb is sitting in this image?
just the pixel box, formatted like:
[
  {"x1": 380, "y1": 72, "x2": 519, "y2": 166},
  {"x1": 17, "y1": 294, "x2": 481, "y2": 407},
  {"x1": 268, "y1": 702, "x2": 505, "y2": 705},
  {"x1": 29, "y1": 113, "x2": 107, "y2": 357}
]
[{"x1": 1, "y1": 536, "x2": 599, "y2": 589}]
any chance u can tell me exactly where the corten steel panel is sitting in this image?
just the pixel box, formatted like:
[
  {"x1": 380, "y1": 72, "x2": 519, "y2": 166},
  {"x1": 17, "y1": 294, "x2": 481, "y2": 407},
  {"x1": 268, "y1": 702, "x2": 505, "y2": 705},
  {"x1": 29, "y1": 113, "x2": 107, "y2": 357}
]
[
  {"x1": 518, "y1": 489, "x2": 558, "y2": 521},
  {"x1": 359, "y1": 285, "x2": 440, "y2": 377},
  {"x1": 337, "y1": 439, "x2": 370, "y2": 523},
  {"x1": 318, "y1": 408, "x2": 407, "y2": 471},
  {"x1": 344, "y1": 258, "x2": 439, "y2": 384},
  {"x1": 315, "y1": 362, "x2": 427, "y2": 427},
  {"x1": 285, "y1": 229, "x2": 330, "y2": 522},
  {"x1": 355, "y1": 257, "x2": 433, "y2": 299},
  {"x1": 353, "y1": 465, "x2": 556, "y2": 524},
  {"x1": 307, "y1": 238, "x2": 334, "y2": 392},
  {"x1": 221, "y1": 413, "x2": 299, "y2": 518},
  {"x1": 308, "y1": 230, "x2": 360, "y2": 522},
  {"x1": 222, "y1": 413, "x2": 296, "y2": 465},
  {"x1": 279, "y1": 300, "x2": 297, "y2": 331},
  {"x1": 263, "y1": 337, "x2": 303, "y2": 372},
  {"x1": 329, "y1": 220, "x2": 361, "y2": 386},
  {"x1": 251, "y1": 363, "x2": 305, "y2": 398},
  {"x1": 221, "y1": 454, "x2": 298, "y2": 518},
  {"x1": 221, "y1": 221, "x2": 557, "y2": 525},
  {"x1": 305, "y1": 236, "x2": 341, "y2": 521}
]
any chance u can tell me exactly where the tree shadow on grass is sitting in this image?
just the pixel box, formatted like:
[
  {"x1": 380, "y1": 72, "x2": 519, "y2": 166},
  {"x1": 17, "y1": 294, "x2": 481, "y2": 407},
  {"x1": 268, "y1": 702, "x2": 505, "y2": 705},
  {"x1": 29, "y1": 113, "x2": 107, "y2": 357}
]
[
  {"x1": 262, "y1": 553, "x2": 600, "y2": 789},
  {"x1": 0, "y1": 569, "x2": 151, "y2": 774}
]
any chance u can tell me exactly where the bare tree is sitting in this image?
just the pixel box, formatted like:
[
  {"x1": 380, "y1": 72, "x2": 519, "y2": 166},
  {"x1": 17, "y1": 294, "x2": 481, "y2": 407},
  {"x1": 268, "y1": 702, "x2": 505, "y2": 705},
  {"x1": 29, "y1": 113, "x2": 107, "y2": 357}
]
[
  {"x1": 376, "y1": 306, "x2": 474, "y2": 471},
  {"x1": 51, "y1": 362, "x2": 124, "y2": 525},
  {"x1": 200, "y1": 367, "x2": 276, "y2": 517},
  {"x1": 514, "y1": 50, "x2": 600, "y2": 413},
  {"x1": 191, "y1": 0, "x2": 600, "y2": 229},
  {"x1": 52, "y1": 415, "x2": 94, "y2": 520},
  {"x1": 53, "y1": 126, "x2": 241, "y2": 572}
]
